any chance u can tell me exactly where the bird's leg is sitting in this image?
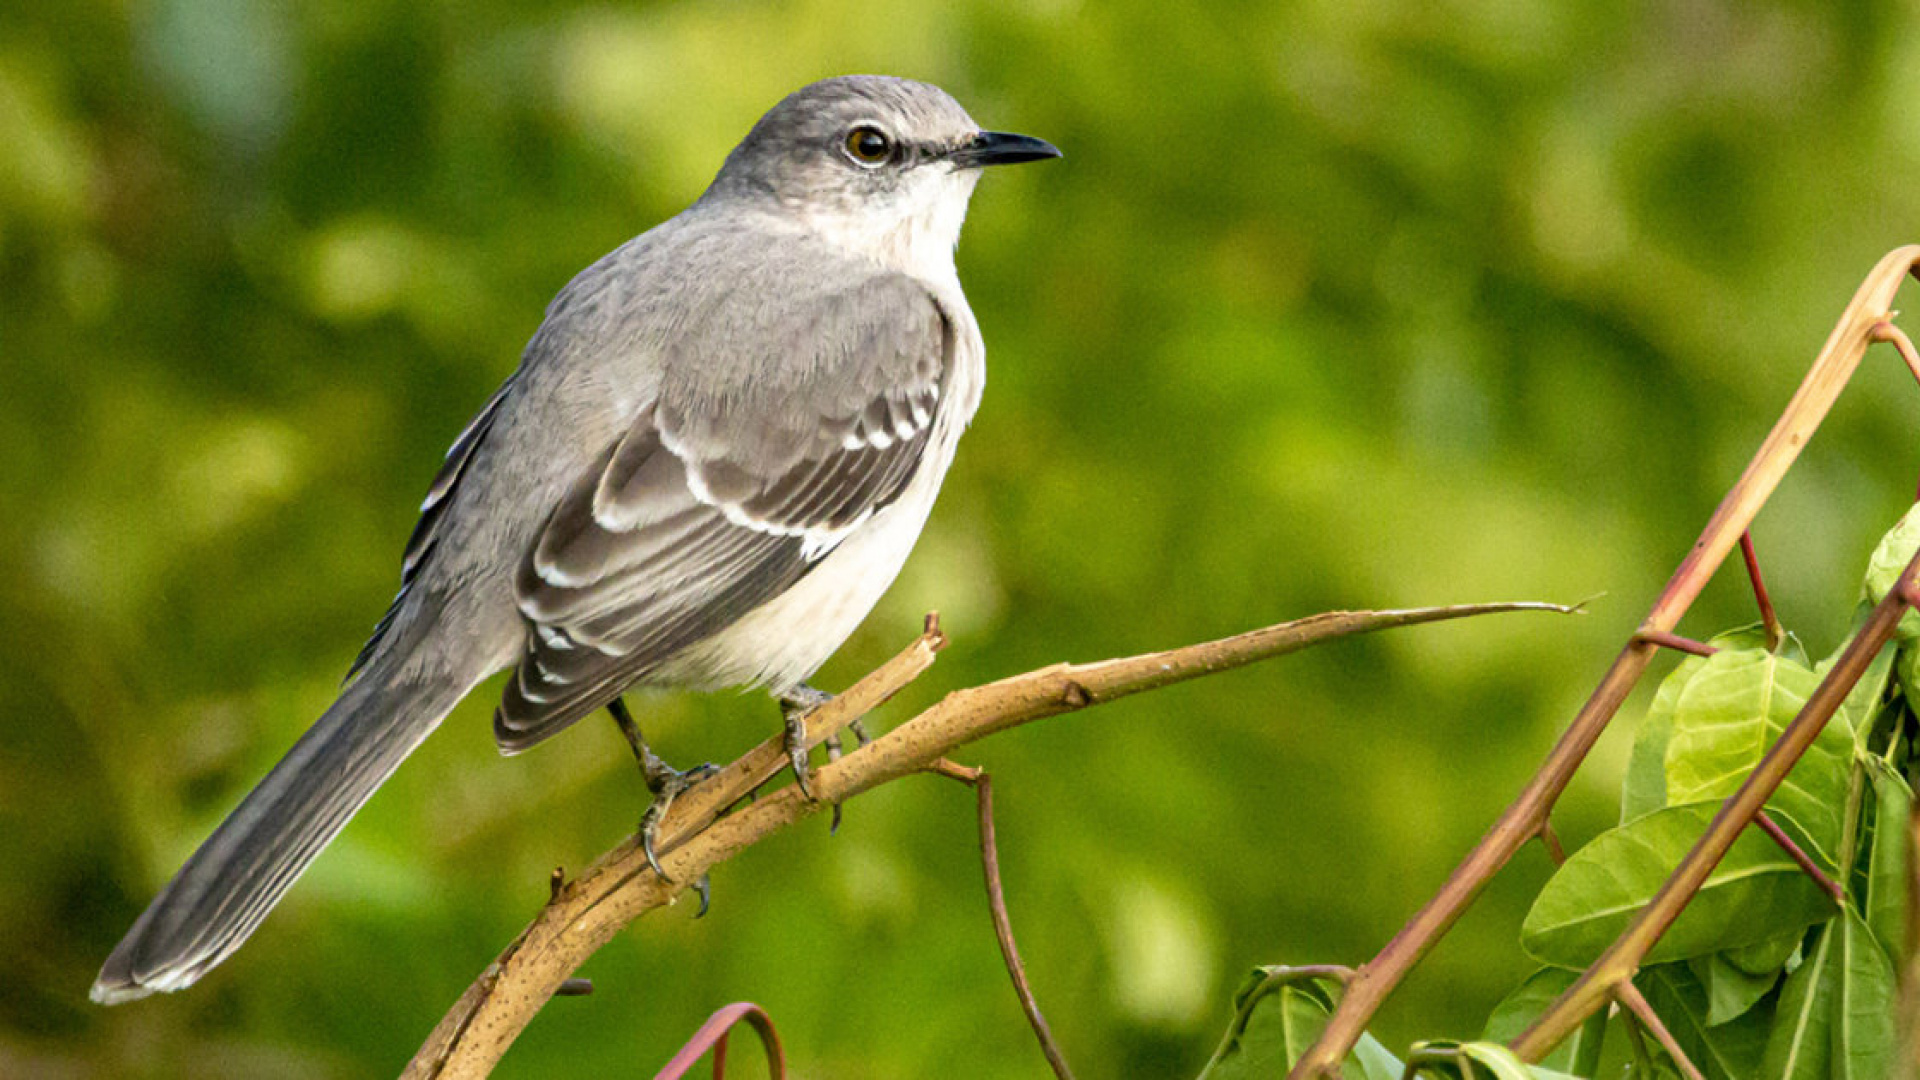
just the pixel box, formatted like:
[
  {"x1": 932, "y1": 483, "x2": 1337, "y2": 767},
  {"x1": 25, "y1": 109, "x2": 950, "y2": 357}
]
[
  {"x1": 607, "y1": 697, "x2": 716, "y2": 887},
  {"x1": 777, "y1": 684, "x2": 835, "y2": 801}
]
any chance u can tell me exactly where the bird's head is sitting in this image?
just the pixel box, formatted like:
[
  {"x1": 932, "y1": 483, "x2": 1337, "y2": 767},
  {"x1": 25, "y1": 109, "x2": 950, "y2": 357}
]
[{"x1": 702, "y1": 75, "x2": 1059, "y2": 278}]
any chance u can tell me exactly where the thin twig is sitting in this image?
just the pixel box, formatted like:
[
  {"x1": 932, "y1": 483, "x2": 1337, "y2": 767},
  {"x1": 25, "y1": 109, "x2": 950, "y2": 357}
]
[
  {"x1": 1754, "y1": 809, "x2": 1843, "y2": 902},
  {"x1": 404, "y1": 602, "x2": 1575, "y2": 1078},
  {"x1": 1537, "y1": 819, "x2": 1567, "y2": 867},
  {"x1": 1291, "y1": 245, "x2": 1920, "y2": 1079},
  {"x1": 942, "y1": 766, "x2": 1077, "y2": 1080},
  {"x1": 1631, "y1": 630, "x2": 1719, "y2": 657},
  {"x1": 1874, "y1": 318, "x2": 1920, "y2": 388},
  {"x1": 1739, "y1": 532, "x2": 1783, "y2": 651},
  {"x1": 1613, "y1": 983, "x2": 1705, "y2": 1080}
]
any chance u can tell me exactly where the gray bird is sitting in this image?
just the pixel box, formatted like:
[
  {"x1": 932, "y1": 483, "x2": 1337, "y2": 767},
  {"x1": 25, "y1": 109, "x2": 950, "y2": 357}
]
[{"x1": 92, "y1": 74, "x2": 1058, "y2": 1004}]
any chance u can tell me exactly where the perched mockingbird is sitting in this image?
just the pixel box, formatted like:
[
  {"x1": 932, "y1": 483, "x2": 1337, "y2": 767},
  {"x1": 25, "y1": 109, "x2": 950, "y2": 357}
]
[{"x1": 93, "y1": 75, "x2": 1058, "y2": 1004}]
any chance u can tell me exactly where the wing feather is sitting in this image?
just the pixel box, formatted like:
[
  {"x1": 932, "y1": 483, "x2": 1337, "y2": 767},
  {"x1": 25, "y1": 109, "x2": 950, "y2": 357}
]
[{"x1": 492, "y1": 271, "x2": 954, "y2": 751}]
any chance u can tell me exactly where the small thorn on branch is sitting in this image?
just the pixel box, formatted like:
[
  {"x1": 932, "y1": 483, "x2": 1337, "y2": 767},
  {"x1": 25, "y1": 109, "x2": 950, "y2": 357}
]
[
  {"x1": 1060, "y1": 681, "x2": 1091, "y2": 708},
  {"x1": 925, "y1": 756, "x2": 983, "y2": 784},
  {"x1": 548, "y1": 867, "x2": 566, "y2": 905},
  {"x1": 555, "y1": 978, "x2": 593, "y2": 997},
  {"x1": 1739, "y1": 532, "x2": 1783, "y2": 651},
  {"x1": 1754, "y1": 810, "x2": 1844, "y2": 903},
  {"x1": 1632, "y1": 629, "x2": 1719, "y2": 657}
]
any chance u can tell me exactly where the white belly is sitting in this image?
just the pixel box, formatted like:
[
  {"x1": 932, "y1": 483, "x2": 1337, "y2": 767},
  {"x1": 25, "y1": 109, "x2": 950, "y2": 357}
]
[
  {"x1": 662, "y1": 344, "x2": 980, "y2": 691},
  {"x1": 664, "y1": 459, "x2": 947, "y2": 692}
]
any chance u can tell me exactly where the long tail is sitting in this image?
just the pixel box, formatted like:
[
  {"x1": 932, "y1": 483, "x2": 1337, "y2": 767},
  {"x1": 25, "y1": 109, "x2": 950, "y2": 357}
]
[{"x1": 92, "y1": 659, "x2": 470, "y2": 1003}]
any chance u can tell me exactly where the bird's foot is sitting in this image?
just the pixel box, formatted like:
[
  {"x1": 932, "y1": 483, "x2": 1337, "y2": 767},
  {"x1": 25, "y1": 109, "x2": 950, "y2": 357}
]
[
  {"x1": 606, "y1": 696, "x2": 718, "y2": 884},
  {"x1": 637, "y1": 759, "x2": 720, "y2": 882},
  {"x1": 778, "y1": 685, "x2": 872, "y2": 832},
  {"x1": 778, "y1": 684, "x2": 835, "y2": 801}
]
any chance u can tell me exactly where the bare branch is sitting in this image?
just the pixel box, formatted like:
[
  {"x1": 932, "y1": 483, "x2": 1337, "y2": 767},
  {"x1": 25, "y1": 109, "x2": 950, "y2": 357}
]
[{"x1": 404, "y1": 601, "x2": 1574, "y2": 1078}]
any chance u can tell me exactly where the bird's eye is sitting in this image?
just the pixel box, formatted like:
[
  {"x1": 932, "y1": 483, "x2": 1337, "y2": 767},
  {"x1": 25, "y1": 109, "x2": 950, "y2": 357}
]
[{"x1": 843, "y1": 126, "x2": 893, "y2": 166}]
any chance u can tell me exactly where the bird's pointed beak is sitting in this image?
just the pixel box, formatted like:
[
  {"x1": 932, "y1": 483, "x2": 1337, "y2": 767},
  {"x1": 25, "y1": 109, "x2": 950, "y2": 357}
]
[{"x1": 950, "y1": 131, "x2": 1062, "y2": 168}]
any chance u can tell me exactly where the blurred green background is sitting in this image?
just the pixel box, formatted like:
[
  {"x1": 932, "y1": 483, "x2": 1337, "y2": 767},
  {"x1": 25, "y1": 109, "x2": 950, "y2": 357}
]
[{"x1": 6, "y1": 1, "x2": 1920, "y2": 1076}]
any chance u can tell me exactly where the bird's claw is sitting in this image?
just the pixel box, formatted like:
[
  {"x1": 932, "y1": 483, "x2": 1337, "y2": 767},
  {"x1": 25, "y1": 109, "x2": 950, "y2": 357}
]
[
  {"x1": 778, "y1": 684, "x2": 834, "y2": 802},
  {"x1": 638, "y1": 760, "x2": 719, "y2": 882},
  {"x1": 822, "y1": 718, "x2": 872, "y2": 833}
]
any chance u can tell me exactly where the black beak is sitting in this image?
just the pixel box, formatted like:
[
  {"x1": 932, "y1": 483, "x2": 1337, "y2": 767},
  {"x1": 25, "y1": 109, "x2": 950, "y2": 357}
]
[{"x1": 950, "y1": 130, "x2": 1062, "y2": 168}]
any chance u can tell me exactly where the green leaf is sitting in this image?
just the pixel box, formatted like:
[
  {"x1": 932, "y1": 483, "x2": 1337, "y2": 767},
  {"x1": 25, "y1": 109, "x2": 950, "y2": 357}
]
[
  {"x1": 1757, "y1": 909, "x2": 1895, "y2": 1080},
  {"x1": 1352, "y1": 1032, "x2": 1405, "y2": 1080},
  {"x1": 1859, "y1": 503, "x2": 1920, "y2": 641},
  {"x1": 1624, "y1": 654, "x2": 1706, "y2": 823},
  {"x1": 1625, "y1": 628, "x2": 1782, "y2": 825},
  {"x1": 1456, "y1": 1041, "x2": 1584, "y2": 1079},
  {"x1": 1693, "y1": 952, "x2": 1777, "y2": 1026},
  {"x1": 1720, "y1": 926, "x2": 1803, "y2": 977},
  {"x1": 1831, "y1": 908, "x2": 1897, "y2": 1079},
  {"x1": 1663, "y1": 645, "x2": 1852, "y2": 863},
  {"x1": 1483, "y1": 968, "x2": 1605, "y2": 1075},
  {"x1": 1199, "y1": 967, "x2": 1401, "y2": 1080},
  {"x1": 1406, "y1": 1040, "x2": 1583, "y2": 1080},
  {"x1": 1637, "y1": 963, "x2": 1771, "y2": 1080},
  {"x1": 1761, "y1": 918, "x2": 1837, "y2": 1078},
  {"x1": 1864, "y1": 757, "x2": 1912, "y2": 968},
  {"x1": 1815, "y1": 618, "x2": 1896, "y2": 748},
  {"x1": 1898, "y1": 644, "x2": 1920, "y2": 731},
  {"x1": 1521, "y1": 803, "x2": 1837, "y2": 968}
]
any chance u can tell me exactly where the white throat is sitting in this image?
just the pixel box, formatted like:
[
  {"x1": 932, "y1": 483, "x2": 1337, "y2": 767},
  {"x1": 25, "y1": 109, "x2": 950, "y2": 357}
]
[{"x1": 798, "y1": 169, "x2": 979, "y2": 286}]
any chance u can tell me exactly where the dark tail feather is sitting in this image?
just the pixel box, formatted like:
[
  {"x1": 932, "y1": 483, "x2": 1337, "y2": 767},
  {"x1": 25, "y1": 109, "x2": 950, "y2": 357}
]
[{"x1": 92, "y1": 663, "x2": 466, "y2": 1003}]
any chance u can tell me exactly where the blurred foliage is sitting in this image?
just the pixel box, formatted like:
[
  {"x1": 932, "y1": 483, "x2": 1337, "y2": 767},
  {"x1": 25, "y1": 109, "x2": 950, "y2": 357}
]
[{"x1": 5, "y1": 1, "x2": 1920, "y2": 1077}]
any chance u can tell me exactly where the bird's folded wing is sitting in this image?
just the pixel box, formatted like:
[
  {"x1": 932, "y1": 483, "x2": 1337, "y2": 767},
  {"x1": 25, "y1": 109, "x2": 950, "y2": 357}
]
[
  {"x1": 347, "y1": 373, "x2": 519, "y2": 681},
  {"x1": 493, "y1": 272, "x2": 953, "y2": 750}
]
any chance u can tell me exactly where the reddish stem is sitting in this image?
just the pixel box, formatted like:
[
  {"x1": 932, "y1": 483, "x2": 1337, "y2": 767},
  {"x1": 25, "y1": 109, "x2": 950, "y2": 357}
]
[
  {"x1": 1754, "y1": 810, "x2": 1843, "y2": 903},
  {"x1": 966, "y1": 769, "x2": 1077, "y2": 1080},
  {"x1": 1632, "y1": 630, "x2": 1719, "y2": 657},
  {"x1": 1615, "y1": 983, "x2": 1706, "y2": 1080},
  {"x1": 1740, "y1": 532, "x2": 1783, "y2": 651}
]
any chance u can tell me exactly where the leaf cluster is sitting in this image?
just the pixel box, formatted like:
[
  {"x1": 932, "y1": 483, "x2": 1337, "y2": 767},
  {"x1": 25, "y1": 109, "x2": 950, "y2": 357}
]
[{"x1": 1207, "y1": 506, "x2": 1920, "y2": 1077}]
